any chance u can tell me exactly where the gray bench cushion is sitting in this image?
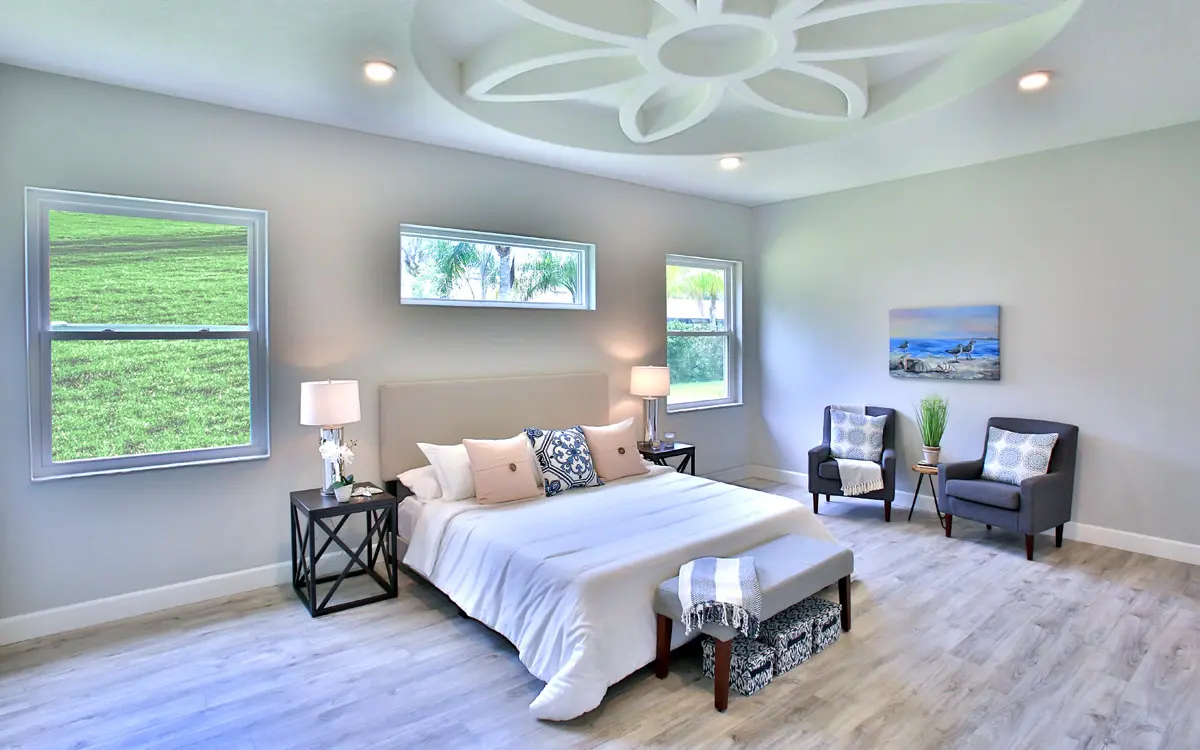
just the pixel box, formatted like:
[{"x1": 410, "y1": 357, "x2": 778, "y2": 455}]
[
  {"x1": 945, "y1": 478, "x2": 1020, "y2": 511},
  {"x1": 655, "y1": 535, "x2": 853, "y2": 641}
]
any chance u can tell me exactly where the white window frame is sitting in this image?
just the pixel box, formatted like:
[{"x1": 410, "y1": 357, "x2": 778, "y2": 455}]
[
  {"x1": 399, "y1": 225, "x2": 596, "y2": 311},
  {"x1": 25, "y1": 188, "x2": 270, "y2": 480},
  {"x1": 666, "y1": 254, "x2": 742, "y2": 413}
]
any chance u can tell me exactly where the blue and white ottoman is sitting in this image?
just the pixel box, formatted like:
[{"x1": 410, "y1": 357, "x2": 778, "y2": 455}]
[
  {"x1": 701, "y1": 636, "x2": 774, "y2": 697},
  {"x1": 757, "y1": 605, "x2": 815, "y2": 674}
]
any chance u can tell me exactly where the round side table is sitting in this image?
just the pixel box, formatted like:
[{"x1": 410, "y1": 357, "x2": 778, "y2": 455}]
[{"x1": 910, "y1": 463, "x2": 945, "y2": 526}]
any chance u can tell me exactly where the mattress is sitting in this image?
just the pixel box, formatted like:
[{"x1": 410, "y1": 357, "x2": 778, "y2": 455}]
[{"x1": 404, "y1": 467, "x2": 837, "y2": 720}]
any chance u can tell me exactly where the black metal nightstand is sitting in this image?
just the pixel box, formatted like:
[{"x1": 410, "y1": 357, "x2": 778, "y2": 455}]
[
  {"x1": 290, "y1": 485, "x2": 399, "y2": 617},
  {"x1": 638, "y1": 442, "x2": 696, "y2": 475}
]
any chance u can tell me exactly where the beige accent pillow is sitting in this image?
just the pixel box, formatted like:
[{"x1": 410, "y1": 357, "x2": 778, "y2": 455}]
[
  {"x1": 581, "y1": 418, "x2": 649, "y2": 482},
  {"x1": 463, "y1": 434, "x2": 543, "y2": 505}
]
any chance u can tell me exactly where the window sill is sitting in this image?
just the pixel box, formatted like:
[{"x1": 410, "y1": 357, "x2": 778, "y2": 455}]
[
  {"x1": 667, "y1": 401, "x2": 744, "y2": 415},
  {"x1": 32, "y1": 451, "x2": 269, "y2": 482}
]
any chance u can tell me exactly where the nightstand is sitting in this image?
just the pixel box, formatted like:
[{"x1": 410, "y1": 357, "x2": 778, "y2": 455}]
[
  {"x1": 290, "y1": 485, "x2": 399, "y2": 617},
  {"x1": 638, "y1": 442, "x2": 696, "y2": 475}
]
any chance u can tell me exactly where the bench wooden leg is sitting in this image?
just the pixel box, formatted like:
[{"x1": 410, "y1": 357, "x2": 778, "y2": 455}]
[
  {"x1": 713, "y1": 638, "x2": 731, "y2": 712},
  {"x1": 811, "y1": 492, "x2": 819, "y2": 514},
  {"x1": 838, "y1": 575, "x2": 852, "y2": 632},
  {"x1": 655, "y1": 614, "x2": 672, "y2": 679}
]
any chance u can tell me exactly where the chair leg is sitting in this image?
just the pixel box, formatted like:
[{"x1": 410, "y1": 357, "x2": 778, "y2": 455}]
[
  {"x1": 838, "y1": 575, "x2": 851, "y2": 632},
  {"x1": 1025, "y1": 535, "x2": 1035, "y2": 561},
  {"x1": 655, "y1": 615, "x2": 672, "y2": 679},
  {"x1": 713, "y1": 638, "x2": 732, "y2": 712},
  {"x1": 1056, "y1": 525, "x2": 1064, "y2": 548},
  {"x1": 812, "y1": 492, "x2": 819, "y2": 515},
  {"x1": 945, "y1": 514, "x2": 953, "y2": 537},
  {"x1": 884, "y1": 500, "x2": 892, "y2": 523}
]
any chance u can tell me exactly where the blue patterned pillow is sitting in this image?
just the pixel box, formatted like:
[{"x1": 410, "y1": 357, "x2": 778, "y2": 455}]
[
  {"x1": 829, "y1": 410, "x2": 887, "y2": 462},
  {"x1": 981, "y1": 427, "x2": 1058, "y2": 486},
  {"x1": 524, "y1": 426, "x2": 603, "y2": 497}
]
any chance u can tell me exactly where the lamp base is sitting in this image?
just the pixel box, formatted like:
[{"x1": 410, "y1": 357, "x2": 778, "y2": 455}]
[
  {"x1": 642, "y1": 397, "x2": 660, "y2": 448},
  {"x1": 320, "y1": 426, "x2": 344, "y2": 496}
]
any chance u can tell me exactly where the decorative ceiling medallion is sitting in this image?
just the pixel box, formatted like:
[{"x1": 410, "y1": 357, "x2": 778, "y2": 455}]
[{"x1": 411, "y1": 0, "x2": 1082, "y2": 155}]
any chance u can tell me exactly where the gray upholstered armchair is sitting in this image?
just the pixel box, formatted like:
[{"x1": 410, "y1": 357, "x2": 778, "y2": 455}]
[
  {"x1": 939, "y1": 417, "x2": 1079, "y2": 561},
  {"x1": 808, "y1": 406, "x2": 897, "y2": 521}
]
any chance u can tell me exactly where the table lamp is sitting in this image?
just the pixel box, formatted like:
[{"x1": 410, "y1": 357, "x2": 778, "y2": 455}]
[
  {"x1": 630, "y1": 365, "x2": 670, "y2": 447},
  {"x1": 300, "y1": 380, "x2": 361, "y2": 496}
]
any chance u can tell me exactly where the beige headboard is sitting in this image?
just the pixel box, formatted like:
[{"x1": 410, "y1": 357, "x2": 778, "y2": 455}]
[{"x1": 379, "y1": 373, "x2": 610, "y2": 479}]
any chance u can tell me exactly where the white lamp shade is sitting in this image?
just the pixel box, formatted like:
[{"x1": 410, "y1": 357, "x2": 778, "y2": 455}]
[
  {"x1": 630, "y1": 366, "x2": 671, "y2": 397},
  {"x1": 300, "y1": 380, "x2": 361, "y2": 426}
]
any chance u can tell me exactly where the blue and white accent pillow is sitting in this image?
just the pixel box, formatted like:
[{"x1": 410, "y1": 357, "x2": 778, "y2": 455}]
[
  {"x1": 829, "y1": 410, "x2": 887, "y2": 462},
  {"x1": 524, "y1": 426, "x2": 603, "y2": 497},
  {"x1": 981, "y1": 427, "x2": 1058, "y2": 486}
]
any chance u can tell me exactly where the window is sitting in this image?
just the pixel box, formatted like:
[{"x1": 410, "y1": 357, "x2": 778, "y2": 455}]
[
  {"x1": 25, "y1": 189, "x2": 269, "y2": 480},
  {"x1": 666, "y1": 255, "x2": 741, "y2": 412},
  {"x1": 400, "y1": 225, "x2": 595, "y2": 310}
]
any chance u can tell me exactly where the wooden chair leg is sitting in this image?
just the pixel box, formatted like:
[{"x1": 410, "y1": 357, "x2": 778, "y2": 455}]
[
  {"x1": 838, "y1": 575, "x2": 851, "y2": 632},
  {"x1": 713, "y1": 638, "x2": 732, "y2": 712},
  {"x1": 945, "y1": 514, "x2": 953, "y2": 537},
  {"x1": 655, "y1": 615, "x2": 672, "y2": 679},
  {"x1": 1025, "y1": 535, "x2": 1035, "y2": 561},
  {"x1": 811, "y1": 492, "x2": 819, "y2": 515},
  {"x1": 884, "y1": 500, "x2": 892, "y2": 523},
  {"x1": 1055, "y1": 525, "x2": 1064, "y2": 548}
]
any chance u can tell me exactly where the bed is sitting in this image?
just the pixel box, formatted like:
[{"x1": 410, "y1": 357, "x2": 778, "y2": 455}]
[{"x1": 379, "y1": 374, "x2": 837, "y2": 721}]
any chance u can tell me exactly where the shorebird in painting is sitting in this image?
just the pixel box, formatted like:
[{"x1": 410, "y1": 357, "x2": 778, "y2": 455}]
[
  {"x1": 945, "y1": 344, "x2": 963, "y2": 362},
  {"x1": 961, "y1": 339, "x2": 976, "y2": 359},
  {"x1": 898, "y1": 341, "x2": 909, "y2": 352}
]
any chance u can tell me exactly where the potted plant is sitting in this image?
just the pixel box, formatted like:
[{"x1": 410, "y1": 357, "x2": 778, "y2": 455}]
[
  {"x1": 320, "y1": 438, "x2": 358, "y2": 502},
  {"x1": 915, "y1": 394, "x2": 948, "y2": 465}
]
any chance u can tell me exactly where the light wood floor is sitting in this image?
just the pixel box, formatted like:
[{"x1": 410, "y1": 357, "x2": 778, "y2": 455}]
[{"x1": 2, "y1": 479, "x2": 1198, "y2": 750}]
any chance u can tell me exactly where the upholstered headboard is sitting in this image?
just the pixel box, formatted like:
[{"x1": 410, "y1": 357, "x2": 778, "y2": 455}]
[{"x1": 378, "y1": 373, "x2": 610, "y2": 482}]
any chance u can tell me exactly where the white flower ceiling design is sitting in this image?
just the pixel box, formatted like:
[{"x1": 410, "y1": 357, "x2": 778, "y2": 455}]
[{"x1": 412, "y1": 0, "x2": 1081, "y2": 154}]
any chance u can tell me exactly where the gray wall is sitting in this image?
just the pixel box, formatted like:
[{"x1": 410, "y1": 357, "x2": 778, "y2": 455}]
[
  {"x1": 0, "y1": 66, "x2": 757, "y2": 618},
  {"x1": 755, "y1": 121, "x2": 1200, "y2": 545}
]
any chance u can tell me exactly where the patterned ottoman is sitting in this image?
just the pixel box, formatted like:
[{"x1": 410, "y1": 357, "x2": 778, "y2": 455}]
[
  {"x1": 757, "y1": 605, "x2": 815, "y2": 675},
  {"x1": 792, "y1": 596, "x2": 843, "y2": 654},
  {"x1": 701, "y1": 637, "x2": 774, "y2": 697}
]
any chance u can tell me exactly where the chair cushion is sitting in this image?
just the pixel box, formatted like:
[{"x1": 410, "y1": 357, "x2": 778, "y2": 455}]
[
  {"x1": 945, "y1": 479, "x2": 1020, "y2": 511},
  {"x1": 981, "y1": 427, "x2": 1059, "y2": 486},
  {"x1": 817, "y1": 460, "x2": 841, "y2": 481},
  {"x1": 829, "y1": 410, "x2": 888, "y2": 462}
]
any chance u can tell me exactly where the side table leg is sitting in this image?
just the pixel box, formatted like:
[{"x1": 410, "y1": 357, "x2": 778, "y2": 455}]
[
  {"x1": 307, "y1": 517, "x2": 318, "y2": 616},
  {"x1": 908, "y1": 473, "x2": 924, "y2": 522}
]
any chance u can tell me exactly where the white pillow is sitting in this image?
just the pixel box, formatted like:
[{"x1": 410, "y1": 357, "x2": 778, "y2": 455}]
[
  {"x1": 397, "y1": 465, "x2": 442, "y2": 503},
  {"x1": 417, "y1": 443, "x2": 475, "y2": 502}
]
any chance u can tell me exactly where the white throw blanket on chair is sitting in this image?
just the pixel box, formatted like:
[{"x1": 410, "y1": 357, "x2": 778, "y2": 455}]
[{"x1": 830, "y1": 405, "x2": 884, "y2": 497}]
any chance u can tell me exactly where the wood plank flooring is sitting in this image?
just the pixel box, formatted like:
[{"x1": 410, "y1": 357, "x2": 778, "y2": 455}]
[{"x1": 1, "y1": 479, "x2": 1197, "y2": 749}]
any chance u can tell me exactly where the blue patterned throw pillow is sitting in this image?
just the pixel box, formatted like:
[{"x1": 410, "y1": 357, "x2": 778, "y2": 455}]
[
  {"x1": 981, "y1": 427, "x2": 1058, "y2": 486},
  {"x1": 524, "y1": 426, "x2": 603, "y2": 497},
  {"x1": 829, "y1": 410, "x2": 887, "y2": 462}
]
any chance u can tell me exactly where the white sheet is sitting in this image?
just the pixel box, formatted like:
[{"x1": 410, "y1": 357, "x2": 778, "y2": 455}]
[
  {"x1": 397, "y1": 496, "x2": 428, "y2": 541},
  {"x1": 404, "y1": 468, "x2": 837, "y2": 720}
]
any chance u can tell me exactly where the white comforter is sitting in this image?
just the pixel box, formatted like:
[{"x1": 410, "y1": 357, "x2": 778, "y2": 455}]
[{"x1": 404, "y1": 467, "x2": 837, "y2": 721}]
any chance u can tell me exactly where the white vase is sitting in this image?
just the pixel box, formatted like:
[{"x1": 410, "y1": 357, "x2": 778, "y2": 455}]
[
  {"x1": 334, "y1": 484, "x2": 355, "y2": 503},
  {"x1": 922, "y1": 447, "x2": 941, "y2": 465}
]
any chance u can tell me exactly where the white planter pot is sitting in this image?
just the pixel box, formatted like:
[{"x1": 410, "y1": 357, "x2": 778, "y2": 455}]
[
  {"x1": 334, "y1": 484, "x2": 355, "y2": 503},
  {"x1": 922, "y1": 447, "x2": 941, "y2": 465}
]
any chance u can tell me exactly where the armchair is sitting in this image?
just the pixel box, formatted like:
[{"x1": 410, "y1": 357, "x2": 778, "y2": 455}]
[
  {"x1": 939, "y1": 417, "x2": 1079, "y2": 561},
  {"x1": 808, "y1": 406, "x2": 897, "y2": 521}
]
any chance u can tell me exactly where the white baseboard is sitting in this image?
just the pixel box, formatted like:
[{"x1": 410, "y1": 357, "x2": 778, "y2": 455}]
[
  {"x1": 0, "y1": 562, "x2": 291, "y2": 647},
  {"x1": 703, "y1": 465, "x2": 755, "y2": 483}
]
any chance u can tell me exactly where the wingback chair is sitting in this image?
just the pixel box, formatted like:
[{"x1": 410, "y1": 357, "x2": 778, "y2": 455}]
[
  {"x1": 808, "y1": 406, "x2": 897, "y2": 521},
  {"x1": 939, "y1": 417, "x2": 1079, "y2": 561}
]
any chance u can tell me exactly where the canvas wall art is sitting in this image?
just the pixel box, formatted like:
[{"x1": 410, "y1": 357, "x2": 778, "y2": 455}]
[{"x1": 890, "y1": 305, "x2": 1000, "y2": 380}]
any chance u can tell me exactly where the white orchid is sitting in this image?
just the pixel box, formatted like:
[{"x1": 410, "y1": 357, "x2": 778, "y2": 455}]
[{"x1": 319, "y1": 439, "x2": 357, "y2": 466}]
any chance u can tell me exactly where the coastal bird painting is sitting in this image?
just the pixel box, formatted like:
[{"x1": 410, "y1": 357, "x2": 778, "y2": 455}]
[{"x1": 889, "y1": 306, "x2": 1001, "y2": 381}]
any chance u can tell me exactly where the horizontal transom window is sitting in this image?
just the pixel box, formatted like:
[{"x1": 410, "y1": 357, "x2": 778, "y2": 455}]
[
  {"x1": 25, "y1": 188, "x2": 269, "y2": 480},
  {"x1": 400, "y1": 225, "x2": 595, "y2": 311}
]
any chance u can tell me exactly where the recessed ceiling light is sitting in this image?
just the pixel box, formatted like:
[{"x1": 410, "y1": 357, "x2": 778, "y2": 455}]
[
  {"x1": 363, "y1": 61, "x2": 397, "y2": 84},
  {"x1": 719, "y1": 156, "x2": 743, "y2": 171},
  {"x1": 1017, "y1": 70, "x2": 1052, "y2": 92}
]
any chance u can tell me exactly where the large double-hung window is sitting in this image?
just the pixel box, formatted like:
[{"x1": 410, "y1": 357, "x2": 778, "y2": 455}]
[
  {"x1": 25, "y1": 189, "x2": 269, "y2": 480},
  {"x1": 666, "y1": 254, "x2": 742, "y2": 412}
]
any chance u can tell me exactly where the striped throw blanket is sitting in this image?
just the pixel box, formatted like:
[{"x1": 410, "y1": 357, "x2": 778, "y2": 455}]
[{"x1": 678, "y1": 556, "x2": 762, "y2": 639}]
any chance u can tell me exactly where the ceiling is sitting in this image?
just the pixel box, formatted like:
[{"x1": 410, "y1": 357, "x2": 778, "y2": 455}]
[{"x1": 2, "y1": 0, "x2": 1199, "y2": 206}]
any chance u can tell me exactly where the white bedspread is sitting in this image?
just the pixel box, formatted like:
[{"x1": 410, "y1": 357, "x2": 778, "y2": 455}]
[{"x1": 404, "y1": 468, "x2": 837, "y2": 721}]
